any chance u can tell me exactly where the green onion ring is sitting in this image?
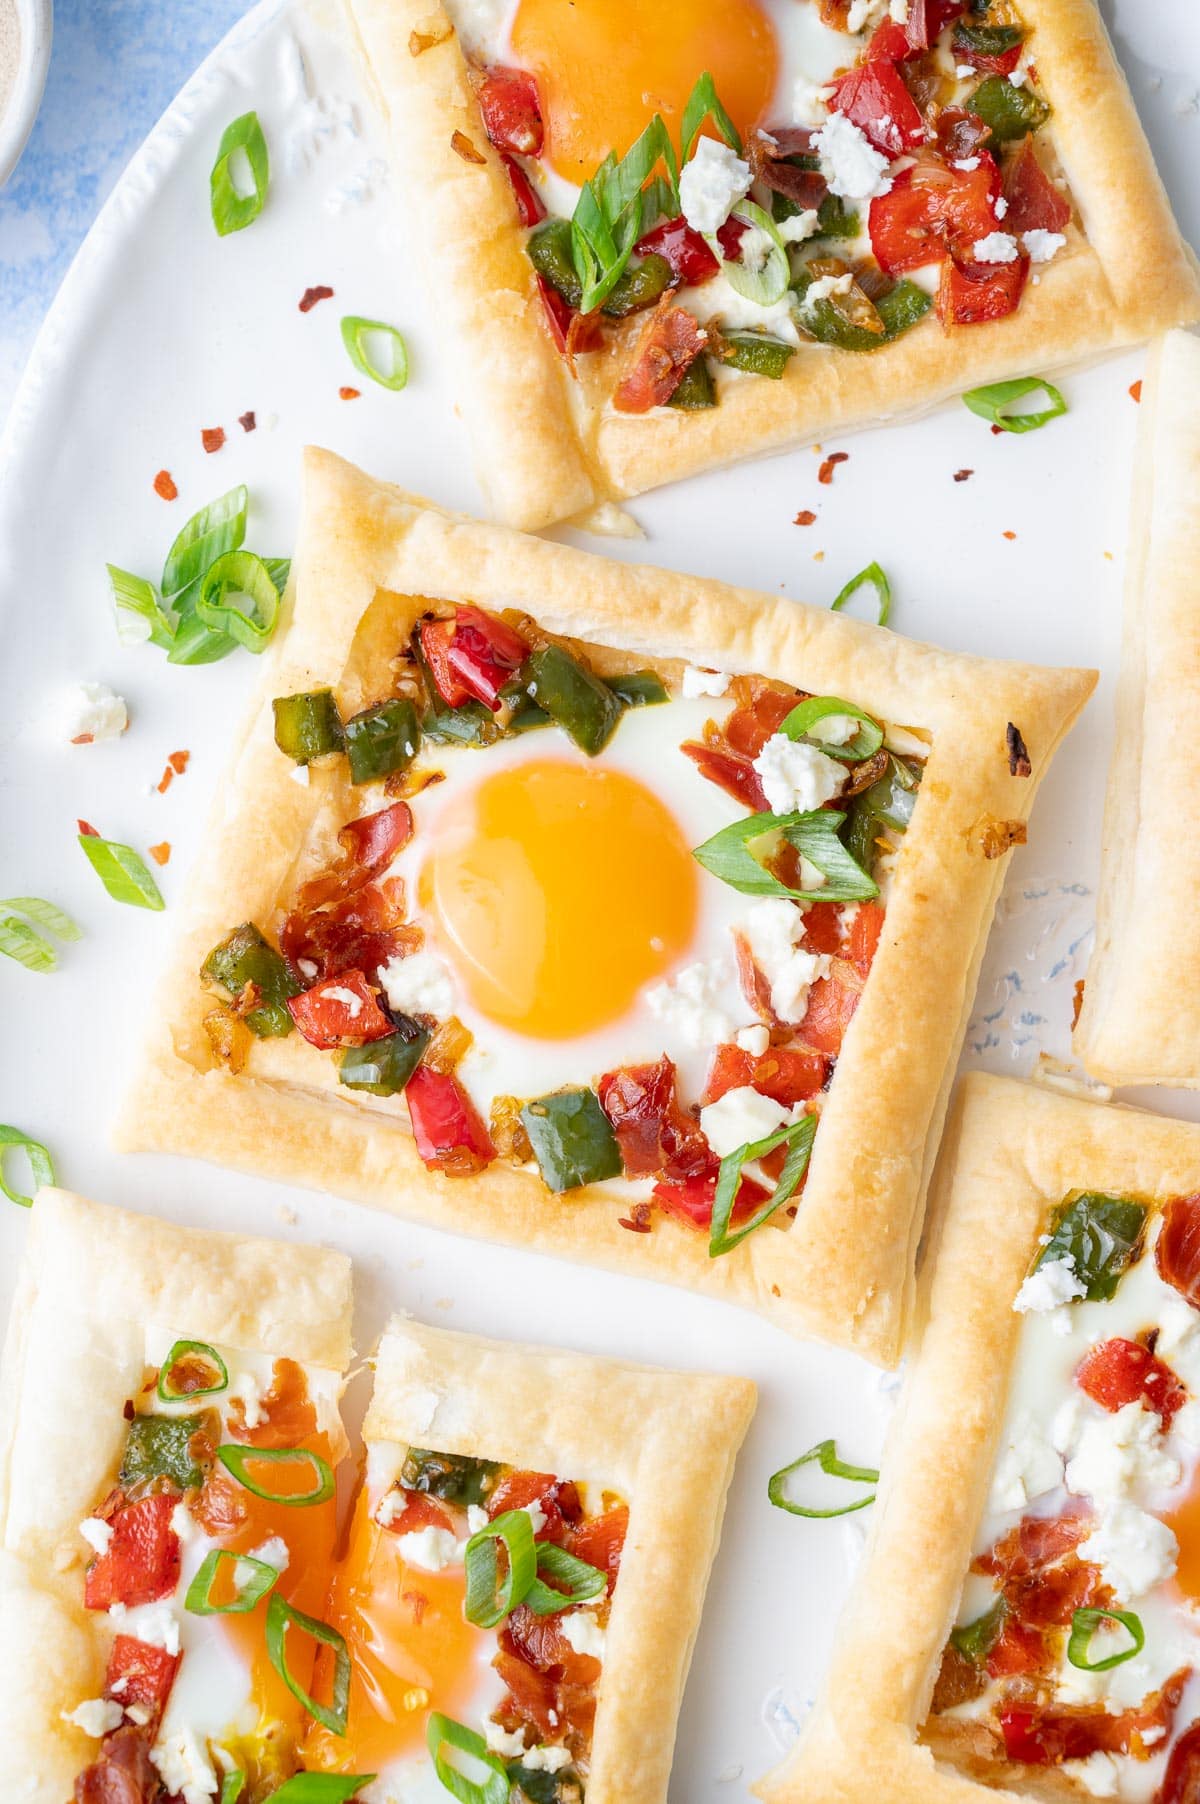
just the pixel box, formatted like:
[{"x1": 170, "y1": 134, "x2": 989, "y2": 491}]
[
  {"x1": 0, "y1": 1125, "x2": 55, "y2": 1208},
  {"x1": 705, "y1": 198, "x2": 789, "y2": 307},
  {"x1": 425, "y1": 1712, "x2": 510, "y2": 1804},
  {"x1": 0, "y1": 898, "x2": 81, "y2": 942},
  {"x1": 211, "y1": 111, "x2": 269, "y2": 237},
  {"x1": 525, "y1": 1542, "x2": 608, "y2": 1616},
  {"x1": 341, "y1": 316, "x2": 410, "y2": 392},
  {"x1": 778, "y1": 695, "x2": 885, "y2": 764},
  {"x1": 217, "y1": 1443, "x2": 335, "y2": 1507},
  {"x1": 196, "y1": 550, "x2": 282, "y2": 654},
  {"x1": 269, "y1": 1778, "x2": 377, "y2": 1803},
  {"x1": 463, "y1": 1508, "x2": 537, "y2": 1628},
  {"x1": 77, "y1": 833, "x2": 165, "y2": 912},
  {"x1": 831, "y1": 562, "x2": 892, "y2": 626},
  {"x1": 961, "y1": 375, "x2": 1067, "y2": 434},
  {"x1": 710, "y1": 1114, "x2": 817, "y2": 1258},
  {"x1": 1067, "y1": 1606, "x2": 1145, "y2": 1672},
  {"x1": 0, "y1": 916, "x2": 57, "y2": 973},
  {"x1": 265, "y1": 1592, "x2": 351, "y2": 1735},
  {"x1": 185, "y1": 1547, "x2": 280, "y2": 1616},
  {"x1": 767, "y1": 1439, "x2": 879, "y2": 1518},
  {"x1": 219, "y1": 1776, "x2": 246, "y2": 1804},
  {"x1": 157, "y1": 1339, "x2": 230, "y2": 1403}
]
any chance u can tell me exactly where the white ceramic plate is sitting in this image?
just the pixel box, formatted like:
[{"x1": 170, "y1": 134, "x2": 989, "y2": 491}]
[{"x1": 0, "y1": 0, "x2": 1197, "y2": 1794}]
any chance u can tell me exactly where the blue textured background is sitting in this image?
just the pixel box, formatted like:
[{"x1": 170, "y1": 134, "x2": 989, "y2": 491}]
[{"x1": 0, "y1": 0, "x2": 247, "y2": 413}]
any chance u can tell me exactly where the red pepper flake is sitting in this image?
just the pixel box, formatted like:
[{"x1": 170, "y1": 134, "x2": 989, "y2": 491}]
[
  {"x1": 953, "y1": 468, "x2": 974, "y2": 483},
  {"x1": 77, "y1": 819, "x2": 100, "y2": 837},
  {"x1": 339, "y1": 386, "x2": 361, "y2": 400},
  {"x1": 156, "y1": 749, "x2": 191, "y2": 795},
  {"x1": 201, "y1": 427, "x2": 226, "y2": 454},
  {"x1": 153, "y1": 469, "x2": 178, "y2": 501},
  {"x1": 148, "y1": 842, "x2": 171, "y2": 867},
  {"x1": 451, "y1": 130, "x2": 487, "y2": 165},
  {"x1": 123, "y1": 1398, "x2": 136, "y2": 1421},
  {"x1": 238, "y1": 410, "x2": 257, "y2": 432},
  {"x1": 1002, "y1": 529, "x2": 1017, "y2": 541},
  {"x1": 817, "y1": 451, "x2": 849, "y2": 486},
  {"x1": 299, "y1": 285, "x2": 335, "y2": 313},
  {"x1": 1072, "y1": 978, "x2": 1086, "y2": 1030},
  {"x1": 1129, "y1": 380, "x2": 1142, "y2": 403},
  {"x1": 794, "y1": 509, "x2": 817, "y2": 526}
]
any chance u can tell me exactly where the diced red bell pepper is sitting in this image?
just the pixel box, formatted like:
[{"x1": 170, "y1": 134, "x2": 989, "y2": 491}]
[
  {"x1": 569, "y1": 1503, "x2": 628, "y2": 1590},
  {"x1": 845, "y1": 902, "x2": 885, "y2": 977},
  {"x1": 287, "y1": 968, "x2": 394, "y2": 1050},
  {"x1": 797, "y1": 901, "x2": 844, "y2": 956},
  {"x1": 953, "y1": 29, "x2": 1022, "y2": 75},
  {"x1": 830, "y1": 61, "x2": 926, "y2": 158},
  {"x1": 724, "y1": 679, "x2": 803, "y2": 759},
  {"x1": 84, "y1": 1494, "x2": 180, "y2": 1611},
  {"x1": 477, "y1": 67, "x2": 543, "y2": 157},
  {"x1": 867, "y1": 17, "x2": 918, "y2": 61},
  {"x1": 495, "y1": 1636, "x2": 560, "y2": 1738},
  {"x1": 488, "y1": 1469, "x2": 582, "y2": 1546},
  {"x1": 1076, "y1": 1337, "x2": 1187, "y2": 1428},
  {"x1": 1160, "y1": 1721, "x2": 1200, "y2": 1804},
  {"x1": 936, "y1": 251, "x2": 1028, "y2": 325},
  {"x1": 998, "y1": 1706, "x2": 1052, "y2": 1765},
  {"x1": 406, "y1": 1065, "x2": 496, "y2": 1175},
  {"x1": 382, "y1": 1492, "x2": 454, "y2": 1536},
  {"x1": 703, "y1": 1044, "x2": 827, "y2": 1109},
  {"x1": 536, "y1": 273, "x2": 575, "y2": 353},
  {"x1": 715, "y1": 216, "x2": 748, "y2": 261},
  {"x1": 597, "y1": 1056, "x2": 711, "y2": 1180},
  {"x1": 419, "y1": 604, "x2": 530, "y2": 712},
  {"x1": 613, "y1": 303, "x2": 707, "y2": 414},
  {"x1": 1157, "y1": 1193, "x2": 1200, "y2": 1307},
  {"x1": 105, "y1": 1635, "x2": 180, "y2": 1726},
  {"x1": 796, "y1": 967, "x2": 861, "y2": 1058},
  {"x1": 985, "y1": 1618, "x2": 1046, "y2": 1678},
  {"x1": 501, "y1": 153, "x2": 545, "y2": 227},
  {"x1": 1001, "y1": 133, "x2": 1070, "y2": 236},
  {"x1": 869, "y1": 152, "x2": 1001, "y2": 274},
  {"x1": 905, "y1": 0, "x2": 966, "y2": 52},
  {"x1": 651, "y1": 1166, "x2": 768, "y2": 1230},
  {"x1": 636, "y1": 215, "x2": 719, "y2": 287},
  {"x1": 283, "y1": 877, "x2": 416, "y2": 984}
]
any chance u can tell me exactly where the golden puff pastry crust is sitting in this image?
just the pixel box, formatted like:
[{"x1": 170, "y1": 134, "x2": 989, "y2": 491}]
[
  {"x1": 340, "y1": 0, "x2": 1200, "y2": 529},
  {"x1": 757, "y1": 1071, "x2": 1200, "y2": 1804},
  {"x1": 1074, "y1": 329, "x2": 1200, "y2": 1087},
  {"x1": 117, "y1": 447, "x2": 1095, "y2": 1367},
  {"x1": 367, "y1": 1314, "x2": 756, "y2": 1804},
  {"x1": 0, "y1": 1187, "x2": 353, "y2": 1804}
]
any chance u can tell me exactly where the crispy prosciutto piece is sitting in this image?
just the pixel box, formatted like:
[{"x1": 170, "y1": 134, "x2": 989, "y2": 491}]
[
  {"x1": 681, "y1": 741, "x2": 767, "y2": 812},
  {"x1": 1001, "y1": 136, "x2": 1070, "y2": 236},
  {"x1": 282, "y1": 876, "x2": 417, "y2": 985},
  {"x1": 495, "y1": 1633, "x2": 561, "y2": 1739},
  {"x1": 570, "y1": 1503, "x2": 628, "y2": 1591},
  {"x1": 506, "y1": 1602, "x2": 602, "y2": 1685},
  {"x1": 867, "y1": 17, "x2": 919, "y2": 61},
  {"x1": 294, "y1": 802, "x2": 414, "y2": 915},
  {"x1": 904, "y1": 0, "x2": 967, "y2": 51},
  {"x1": 935, "y1": 107, "x2": 992, "y2": 163},
  {"x1": 477, "y1": 67, "x2": 543, "y2": 157},
  {"x1": 104, "y1": 1635, "x2": 180, "y2": 1729},
  {"x1": 636, "y1": 215, "x2": 720, "y2": 287},
  {"x1": 724, "y1": 677, "x2": 804, "y2": 759},
  {"x1": 488, "y1": 1470, "x2": 583, "y2": 1547},
  {"x1": 796, "y1": 962, "x2": 863, "y2": 1059},
  {"x1": 999, "y1": 1668, "x2": 1188, "y2": 1765},
  {"x1": 502, "y1": 153, "x2": 545, "y2": 227},
  {"x1": 74, "y1": 1723, "x2": 158, "y2": 1804},
  {"x1": 1075, "y1": 1338, "x2": 1187, "y2": 1429},
  {"x1": 937, "y1": 252, "x2": 1028, "y2": 326},
  {"x1": 703, "y1": 1044, "x2": 827, "y2": 1109},
  {"x1": 845, "y1": 902, "x2": 885, "y2": 978},
  {"x1": 227, "y1": 1356, "x2": 319, "y2": 1449},
  {"x1": 1160, "y1": 1718, "x2": 1200, "y2": 1804},
  {"x1": 975, "y1": 1513, "x2": 1106, "y2": 1631},
  {"x1": 613, "y1": 301, "x2": 706, "y2": 414},
  {"x1": 406, "y1": 1066, "x2": 495, "y2": 1175},
  {"x1": 1156, "y1": 1194, "x2": 1200, "y2": 1307},
  {"x1": 985, "y1": 1617, "x2": 1046, "y2": 1678},
  {"x1": 869, "y1": 153, "x2": 1002, "y2": 274},
  {"x1": 84, "y1": 1494, "x2": 181, "y2": 1611},
  {"x1": 829, "y1": 61, "x2": 926, "y2": 157},
  {"x1": 419, "y1": 604, "x2": 530, "y2": 712},
  {"x1": 287, "y1": 968, "x2": 394, "y2": 1050},
  {"x1": 597, "y1": 1056, "x2": 711, "y2": 1180},
  {"x1": 753, "y1": 132, "x2": 828, "y2": 211}
]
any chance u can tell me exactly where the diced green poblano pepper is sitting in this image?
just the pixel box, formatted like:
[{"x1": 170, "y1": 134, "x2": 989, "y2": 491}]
[
  {"x1": 951, "y1": 1598, "x2": 1007, "y2": 1665},
  {"x1": 527, "y1": 219, "x2": 583, "y2": 309},
  {"x1": 667, "y1": 355, "x2": 717, "y2": 410},
  {"x1": 272, "y1": 689, "x2": 344, "y2": 763},
  {"x1": 967, "y1": 74, "x2": 1049, "y2": 142},
  {"x1": 842, "y1": 756, "x2": 923, "y2": 876},
  {"x1": 400, "y1": 1446, "x2": 501, "y2": 1506},
  {"x1": 119, "y1": 1414, "x2": 207, "y2": 1490},
  {"x1": 607, "y1": 670, "x2": 669, "y2": 709},
  {"x1": 876, "y1": 281, "x2": 934, "y2": 338},
  {"x1": 716, "y1": 332, "x2": 796, "y2": 380},
  {"x1": 525, "y1": 644, "x2": 624, "y2": 757},
  {"x1": 814, "y1": 194, "x2": 862, "y2": 241},
  {"x1": 603, "y1": 253, "x2": 673, "y2": 317},
  {"x1": 953, "y1": 21, "x2": 1023, "y2": 57},
  {"x1": 202, "y1": 922, "x2": 300, "y2": 1038},
  {"x1": 794, "y1": 270, "x2": 932, "y2": 352},
  {"x1": 1034, "y1": 1193, "x2": 1147, "y2": 1302},
  {"x1": 520, "y1": 1088, "x2": 623, "y2": 1193},
  {"x1": 508, "y1": 1764, "x2": 584, "y2": 1804},
  {"x1": 343, "y1": 698, "x2": 420, "y2": 785},
  {"x1": 339, "y1": 1021, "x2": 430, "y2": 1096}
]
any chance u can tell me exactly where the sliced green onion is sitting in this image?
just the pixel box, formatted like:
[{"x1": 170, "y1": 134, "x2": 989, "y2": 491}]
[
  {"x1": 270, "y1": 1780, "x2": 376, "y2": 1804},
  {"x1": 569, "y1": 113, "x2": 679, "y2": 314},
  {"x1": 0, "y1": 1124, "x2": 55, "y2": 1208},
  {"x1": 962, "y1": 376, "x2": 1066, "y2": 435},
  {"x1": 196, "y1": 550, "x2": 283, "y2": 653},
  {"x1": 710, "y1": 1113, "x2": 817, "y2": 1257},
  {"x1": 185, "y1": 1547, "x2": 280, "y2": 1615},
  {"x1": 426, "y1": 1713, "x2": 510, "y2": 1804},
  {"x1": 693, "y1": 809, "x2": 879, "y2": 903},
  {"x1": 767, "y1": 1438, "x2": 878, "y2": 1518},
  {"x1": 525, "y1": 1543, "x2": 608, "y2": 1616},
  {"x1": 157, "y1": 1338, "x2": 229, "y2": 1402},
  {"x1": 707, "y1": 199, "x2": 789, "y2": 307},
  {"x1": 681, "y1": 69, "x2": 742, "y2": 160},
  {"x1": 211, "y1": 111, "x2": 269, "y2": 236},
  {"x1": 831, "y1": 562, "x2": 892, "y2": 626},
  {"x1": 778, "y1": 696, "x2": 884, "y2": 764},
  {"x1": 952, "y1": 1598, "x2": 1006, "y2": 1665},
  {"x1": 1068, "y1": 1607, "x2": 1144, "y2": 1672},
  {"x1": 166, "y1": 612, "x2": 238, "y2": 667},
  {"x1": 107, "y1": 564, "x2": 176, "y2": 650},
  {"x1": 464, "y1": 1508, "x2": 538, "y2": 1628},
  {"x1": 220, "y1": 1777, "x2": 246, "y2": 1804},
  {"x1": 0, "y1": 917, "x2": 57, "y2": 972},
  {"x1": 341, "y1": 316, "x2": 409, "y2": 392},
  {"x1": 217, "y1": 1443, "x2": 335, "y2": 1507},
  {"x1": 265, "y1": 1592, "x2": 350, "y2": 1735},
  {"x1": 77, "y1": 833, "x2": 165, "y2": 912},
  {"x1": 162, "y1": 485, "x2": 248, "y2": 606},
  {"x1": 0, "y1": 898, "x2": 81, "y2": 941}
]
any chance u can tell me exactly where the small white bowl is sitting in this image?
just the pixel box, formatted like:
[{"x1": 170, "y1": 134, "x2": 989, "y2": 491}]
[{"x1": 0, "y1": 0, "x2": 52, "y2": 188}]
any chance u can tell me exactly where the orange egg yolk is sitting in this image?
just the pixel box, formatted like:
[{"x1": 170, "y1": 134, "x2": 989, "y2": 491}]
[
  {"x1": 1166, "y1": 1479, "x2": 1200, "y2": 1601},
  {"x1": 510, "y1": 0, "x2": 780, "y2": 184},
  {"x1": 419, "y1": 758, "x2": 699, "y2": 1040},
  {"x1": 300, "y1": 1489, "x2": 486, "y2": 1771}
]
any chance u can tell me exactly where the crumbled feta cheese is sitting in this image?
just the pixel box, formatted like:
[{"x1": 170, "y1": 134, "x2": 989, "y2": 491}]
[
  {"x1": 125, "y1": 1703, "x2": 153, "y2": 1727},
  {"x1": 247, "y1": 1535, "x2": 290, "y2": 1573},
  {"x1": 169, "y1": 1502, "x2": 198, "y2": 1544},
  {"x1": 955, "y1": 63, "x2": 975, "y2": 78},
  {"x1": 679, "y1": 137, "x2": 752, "y2": 234},
  {"x1": 230, "y1": 1370, "x2": 266, "y2": 1429},
  {"x1": 79, "y1": 1517, "x2": 113, "y2": 1556},
  {"x1": 994, "y1": 196, "x2": 1009, "y2": 219},
  {"x1": 559, "y1": 1610, "x2": 606, "y2": 1661},
  {"x1": 793, "y1": 79, "x2": 833, "y2": 129},
  {"x1": 1013, "y1": 1257, "x2": 1086, "y2": 1313},
  {"x1": 847, "y1": 0, "x2": 889, "y2": 32},
  {"x1": 972, "y1": 231, "x2": 1019, "y2": 263},
  {"x1": 890, "y1": 0, "x2": 909, "y2": 20},
  {"x1": 1009, "y1": 66, "x2": 1028, "y2": 86},
  {"x1": 467, "y1": 1505, "x2": 490, "y2": 1534},
  {"x1": 297, "y1": 957, "x2": 319, "y2": 979},
  {"x1": 1078, "y1": 1502, "x2": 1177, "y2": 1599},
  {"x1": 375, "y1": 1487, "x2": 405, "y2": 1528},
  {"x1": 681, "y1": 666, "x2": 730, "y2": 698},
  {"x1": 289, "y1": 763, "x2": 310, "y2": 787},
  {"x1": 700, "y1": 1085, "x2": 792, "y2": 1158},
  {"x1": 485, "y1": 1721, "x2": 528, "y2": 1758},
  {"x1": 1023, "y1": 228, "x2": 1066, "y2": 264},
  {"x1": 523, "y1": 1502, "x2": 548, "y2": 1534},
  {"x1": 739, "y1": 899, "x2": 832, "y2": 1025},
  {"x1": 522, "y1": 1745, "x2": 573, "y2": 1773},
  {"x1": 63, "y1": 1698, "x2": 124, "y2": 1737},
  {"x1": 804, "y1": 271, "x2": 856, "y2": 307},
  {"x1": 151, "y1": 1724, "x2": 220, "y2": 1804},
  {"x1": 322, "y1": 984, "x2": 364, "y2": 1018},
  {"x1": 989, "y1": 1411, "x2": 1063, "y2": 1513},
  {"x1": 1063, "y1": 1401, "x2": 1180, "y2": 1503},
  {"x1": 395, "y1": 1526, "x2": 463, "y2": 1572},
  {"x1": 60, "y1": 682, "x2": 128, "y2": 745},
  {"x1": 1172, "y1": 1399, "x2": 1200, "y2": 1447},
  {"x1": 1065, "y1": 1753, "x2": 1119, "y2": 1798},
  {"x1": 753, "y1": 735, "x2": 846, "y2": 814},
  {"x1": 777, "y1": 209, "x2": 820, "y2": 246},
  {"x1": 953, "y1": 156, "x2": 981, "y2": 171},
  {"x1": 736, "y1": 1024, "x2": 770, "y2": 1056},
  {"x1": 379, "y1": 948, "x2": 455, "y2": 1020},
  {"x1": 107, "y1": 1602, "x2": 181, "y2": 1655},
  {"x1": 813, "y1": 112, "x2": 893, "y2": 201},
  {"x1": 645, "y1": 958, "x2": 736, "y2": 1049}
]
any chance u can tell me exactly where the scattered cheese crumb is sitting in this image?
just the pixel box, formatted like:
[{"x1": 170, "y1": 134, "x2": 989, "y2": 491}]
[
  {"x1": 60, "y1": 682, "x2": 128, "y2": 745},
  {"x1": 735, "y1": 1024, "x2": 770, "y2": 1056},
  {"x1": 681, "y1": 666, "x2": 730, "y2": 699},
  {"x1": 559, "y1": 1610, "x2": 606, "y2": 1661},
  {"x1": 1013, "y1": 1257, "x2": 1085, "y2": 1313},
  {"x1": 812, "y1": 112, "x2": 893, "y2": 201},
  {"x1": 646, "y1": 958, "x2": 737, "y2": 1049},
  {"x1": 700, "y1": 1085, "x2": 793, "y2": 1159},
  {"x1": 972, "y1": 231, "x2": 1019, "y2": 263},
  {"x1": 522, "y1": 1745, "x2": 574, "y2": 1773},
  {"x1": 395, "y1": 1525, "x2": 463, "y2": 1572},
  {"x1": 1023, "y1": 228, "x2": 1066, "y2": 263},
  {"x1": 79, "y1": 1517, "x2": 113, "y2": 1556},
  {"x1": 485, "y1": 1721, "x2": 528, "y2": 1758},
  {"x1": 753, "y1": 735, "x2": 846, "y2": 814},
  {"x1": 679, "y1": 137, "x2": 752, "y2": 234},
  {"x1": 151, "y1": 1724, "x2": 220, "y2": 1804},
  {"x1": 1077, "y1": 1502, "x2": 1178, "y2": 1599},
  {"x1": 63, "y1": 1698, "x2": 124, "y2": 1738},
  {"x1": 323, "y1": 984, "x2": 364, "y2": 1018},
  {"x1": 380, "y1": 948, "x2": 456, "y2": 1020}
]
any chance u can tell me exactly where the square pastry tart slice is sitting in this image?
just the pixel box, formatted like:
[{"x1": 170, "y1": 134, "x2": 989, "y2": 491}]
[
  {"x1": 118, "y1": 449, "x2": 1094, "y2": 1365},
  {"x1": 327, "y1": 1316, "x2": 755, "y2": 1802},
  {"x1": 1074, "y1": 329, "x2": 1200, "y2": 1088},
  {"x1": 339, "y1": 0, "x2": 1199, "y2": 527},
  {"x1": 759, "y1": 1070, "x2": 1200, "y2": 1804}
]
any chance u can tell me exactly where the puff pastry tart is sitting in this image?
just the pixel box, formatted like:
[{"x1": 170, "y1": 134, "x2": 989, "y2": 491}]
[
  {"x1": 760, "y1": 1071, "x2": 1200, "y2": 1804},
  {"x1": 339, "y1": 0, "x2": 1199, "y2": 528},
  {"x1": 116, "y1": 449, "x2": 1093, "y2": 1365},
  {"x1": 2, "y1": 1192, "x2": 753, "y2": 1802},
  {"x1": 1074, "y1": 329, "x2": 1200, "y2": 1089}
]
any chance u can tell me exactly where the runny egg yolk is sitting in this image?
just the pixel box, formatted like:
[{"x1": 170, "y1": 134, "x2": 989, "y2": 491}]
[
  {"x1": 1166, "y1": 1479, "x2": 1200, "y2": 1600},
  {"x1": 419, "y1": 759, "x2": 699, "y2": 1039},
  {"x1": 510, "y1": 0, "x2": 780, "y2": 185}
]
